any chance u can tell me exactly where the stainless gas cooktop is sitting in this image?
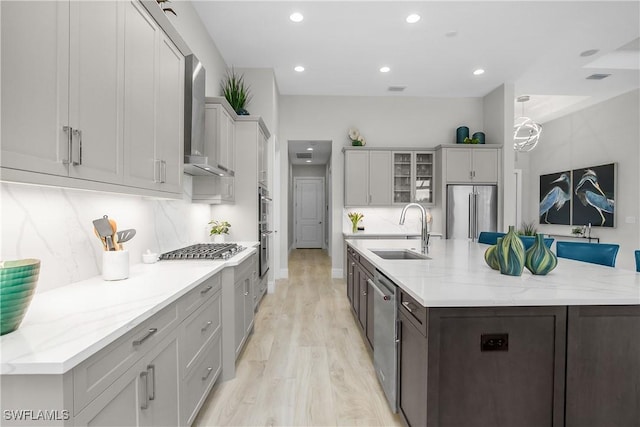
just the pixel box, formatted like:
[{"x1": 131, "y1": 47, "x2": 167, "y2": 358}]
[{"x1": 159, "y1": 243, "x2": 245, "y2": 260}]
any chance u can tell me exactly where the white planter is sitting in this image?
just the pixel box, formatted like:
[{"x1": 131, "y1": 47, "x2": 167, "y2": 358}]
[{"x1": 211, "y1": 234, "x2": 225, "y2": 243}]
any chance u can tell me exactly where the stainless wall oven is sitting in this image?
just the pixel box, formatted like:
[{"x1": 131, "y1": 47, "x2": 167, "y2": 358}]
[{"x1": 258, "y1": 186, "x2": 272, "y2": 277}]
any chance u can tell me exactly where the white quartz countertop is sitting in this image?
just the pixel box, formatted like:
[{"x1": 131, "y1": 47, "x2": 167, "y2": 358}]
[
  {"x1": 346, "y1": 238, "x2": 640, "y2": 308},
  {"x1": 0, "y1": 243, "x2": 258, "y2": 375}
]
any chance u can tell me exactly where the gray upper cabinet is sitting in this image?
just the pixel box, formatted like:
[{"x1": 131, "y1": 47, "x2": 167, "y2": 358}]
[
  {"x1": 1, "y1": 0, "x2": 184, "y2": 198},
  {"x1": 392, "y1": 151, "x2": 435, "y2": 206},
  {"x1": 344, "y1": 149, "x2": 392, "y2": 206},
  {"x1": 441, "y1": 146, "x2": 499, "y2": 184},
  {"x1": 1, "y1": 1, "x2": 123, "y2": 183}
]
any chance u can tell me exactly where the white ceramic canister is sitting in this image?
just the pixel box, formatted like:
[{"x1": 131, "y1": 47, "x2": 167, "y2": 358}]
[{"x1": 102, "y1": 250, "x2": 130, "y2": 281}]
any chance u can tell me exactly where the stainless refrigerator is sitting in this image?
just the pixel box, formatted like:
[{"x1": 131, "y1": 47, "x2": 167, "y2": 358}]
[{"x1": 446, "y1": 185, "x2": 498, "y2": 240}]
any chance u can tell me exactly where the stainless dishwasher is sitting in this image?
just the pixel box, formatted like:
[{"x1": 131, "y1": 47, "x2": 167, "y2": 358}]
[{"x1": 369, "y1": 270, "x2": 398, "y2": 412}]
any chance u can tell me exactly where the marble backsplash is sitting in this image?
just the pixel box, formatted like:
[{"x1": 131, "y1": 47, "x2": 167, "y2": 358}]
[
  {"x1": 1, "y1": 176, "x2": 210, "y2": 293},
  {"x1": 342, "y1": 206, "x2": 441, "y2": 235}
]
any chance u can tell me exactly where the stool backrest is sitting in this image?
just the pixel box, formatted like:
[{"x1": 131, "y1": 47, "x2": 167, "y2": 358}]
[
  {"x1": 635, "y1": 250, "x2": 640, "y2": 272},
  {"x1": 556, "y1": 241, "x2": 619, "y2": 267},
  {"x1": 477, "y1": 231, "x2": 506, "y2": 245}
]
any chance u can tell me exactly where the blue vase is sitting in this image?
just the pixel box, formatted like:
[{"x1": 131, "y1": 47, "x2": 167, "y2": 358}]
[
  {"x1": 456, "y1": 126, "x2": 469, "y2": 144},
  {"x1": 497, "y1": 226, "x2": 525, "y2": 276},
  {"x1": 525, "y1": 233, "x2": 558, "y2": 275},
  {"x1": 473, "y1": 132, "x2": 485, "y2": 144}
]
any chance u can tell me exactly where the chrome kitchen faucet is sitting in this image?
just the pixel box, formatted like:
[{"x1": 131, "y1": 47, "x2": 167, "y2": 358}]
[{"x1": 399, "y1": 203, "x2": 430, "y2": 254}]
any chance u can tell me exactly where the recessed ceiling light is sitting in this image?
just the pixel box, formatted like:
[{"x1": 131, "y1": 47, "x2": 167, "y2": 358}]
[
  {"x1": 445, "y1": 30, "x2": 458, "y2": 37},
  {"x1": 289, "y1": 12, "x2": 304, "y2": 23},
  {"x1": 580, "y1": 49, "x2": 599, "y2": 57},
  {"x1": 306, "y1": 147, "x2": 313, "y2": 151},
  {"x1": 473, "y1": 69, "x2": 485, "y2": 76},
  {"x1": 305, "y1": 160, "x2": 312, "y2": 163},
  {"x1": 406, "y1": 14, "x2": 421, "y2": 24},
  {"x1": 380, "y1": 66, "x2": 391, "y2": 73},
  {"x1": 294, "y1": 65, "x2": 305, "y2": 72}
]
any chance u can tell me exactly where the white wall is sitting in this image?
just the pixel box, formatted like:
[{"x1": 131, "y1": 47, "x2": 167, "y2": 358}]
[
  {"x1": 278, "y1": 95, "x2": 485, "y2": 276},
  {"x1": 292, "y1": 165, "x2": 326, "y2": 178},
  {"x1": 522, "y1": 89, "x2": 640, "y2": 270}
]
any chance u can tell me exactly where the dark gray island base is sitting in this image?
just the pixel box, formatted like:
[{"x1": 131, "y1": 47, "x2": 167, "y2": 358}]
[{"x1": 346, "y1": 240, "x2": 640, "y2": 427}]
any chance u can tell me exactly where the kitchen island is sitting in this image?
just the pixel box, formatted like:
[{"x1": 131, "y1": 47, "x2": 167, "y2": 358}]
[{"x1": 346, "y1": 238, "x2": 640, "y2": 427}]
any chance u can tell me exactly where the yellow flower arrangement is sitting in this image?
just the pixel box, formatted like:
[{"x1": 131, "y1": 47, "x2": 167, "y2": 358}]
[{"x1": 348, "y1": 212, "x2": 364, "y2": 233}]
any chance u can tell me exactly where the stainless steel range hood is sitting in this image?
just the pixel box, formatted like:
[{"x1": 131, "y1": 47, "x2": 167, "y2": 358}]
[{"x1": 183, "y1": 54, "x2": 233, "y2": 177}]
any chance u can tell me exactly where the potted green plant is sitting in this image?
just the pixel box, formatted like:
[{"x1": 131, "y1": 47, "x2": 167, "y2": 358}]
[
  {"x1": 221, "y1": 68, "x2": 252, "y2": 115},
  {"x1": 209, "y1": 220, "x2": 231, "y2": 243},
  {"x1": 517, "y1": 221, "x2": 537, "y2": 236}
]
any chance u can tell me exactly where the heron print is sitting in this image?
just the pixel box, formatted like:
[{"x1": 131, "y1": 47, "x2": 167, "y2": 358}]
[
  {"x1": 539, "y1": 172, "x2": 571, "y2": 225},
  {"x1": 573, "y1": 164, "x2": 615, "y2": 227}
]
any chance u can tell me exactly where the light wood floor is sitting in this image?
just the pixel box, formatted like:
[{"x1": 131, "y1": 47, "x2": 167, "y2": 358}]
[{"x1": 194, "y1": 249, "x2": 403, "y2": 426}]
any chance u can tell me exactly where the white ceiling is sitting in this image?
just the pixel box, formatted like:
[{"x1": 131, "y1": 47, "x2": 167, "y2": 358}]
[{"x1": 192, "y1": 1, "x2": 640, "y2": 124}]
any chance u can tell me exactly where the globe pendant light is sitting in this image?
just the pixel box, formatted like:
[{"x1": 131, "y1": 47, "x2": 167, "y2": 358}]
[{"x1": 514, "y1": 95, "x2": 542, "y2": 152}]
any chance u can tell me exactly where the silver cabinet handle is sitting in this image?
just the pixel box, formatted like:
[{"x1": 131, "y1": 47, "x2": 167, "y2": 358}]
[
  {"x1": 140, "y1": 371, "x2": 149, "y2": 410},
  {"x1": 202, "y1": 367, "x2": 213, "y2": 381},
  {"x1": 402, "y1": 301, "x2": 417, "y2": 313},
  {"x1": 147, "y1": 364, "x2": 155, "y2": 401},
  {"x1": 62, "y1": 126, "x2": 72, "y2": 165},
  {"x1": 72, "y1": 128, "x2": 82, "y2": 165},
  {"x1": 133, "y1": 328, "x2": 158, "y2": 347},
  {"x1": 368, "y1": 278, "x2": 392, "y2": 301},
  {"x1": 154, "y1": 159, "x2": 161, "y2": 183},
  {"x1": 201, "y1": 321, "x2": 213, "y2": 333},
  {"x1": 200, "y1": 285, "x2": 213, "y2": 295}
]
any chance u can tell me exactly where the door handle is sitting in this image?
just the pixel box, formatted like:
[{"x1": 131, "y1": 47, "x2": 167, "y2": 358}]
[
  {"x1": 140, "y1": 371, "x2": 149, "y2": 410},
  {"x1": 147, "y1": 364, "x2": 155, "y2": 401}
]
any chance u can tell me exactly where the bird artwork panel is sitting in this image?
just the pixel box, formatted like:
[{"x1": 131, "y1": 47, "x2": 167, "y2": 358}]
[
  {"x1": 572, "y1": 163, "x2": 615, "y2": 227},
  {"x1": 539, "y1": 171, "x2": 571, "y2": 225}
]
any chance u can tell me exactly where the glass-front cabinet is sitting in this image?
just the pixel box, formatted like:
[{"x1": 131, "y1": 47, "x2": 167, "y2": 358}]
[{"x1": 393, "y1": 151, "x2": 434, "y2": 205}]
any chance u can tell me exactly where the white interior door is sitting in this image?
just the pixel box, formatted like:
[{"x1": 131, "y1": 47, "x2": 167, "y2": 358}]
[{"x1": 295, "y1": 178, "x2": 324, "y2": 248}]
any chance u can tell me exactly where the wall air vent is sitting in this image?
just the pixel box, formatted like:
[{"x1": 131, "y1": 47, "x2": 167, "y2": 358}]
[
  {"x1": 388, "y1": 86, "x2": 406, "y2": 92},
  {"x1": 296, "y1": 152, "x2": 312, "y2": 159},
  {"x1": 586, "y1": 73, "x2": 611, "y2": 80}
]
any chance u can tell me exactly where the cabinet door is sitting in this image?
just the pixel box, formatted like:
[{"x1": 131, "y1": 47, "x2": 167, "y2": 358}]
[
  {"x1": 365, "y1": 274, "x2": 375, "y2": 349},
  {"x1": 445, "y1": 149, "x2": 473, "y2": 182},
  {"x1": 123, "y1": 0, "x2": 158, "y2": 189},
  {"x1": 68, "y1": 0, "x2": 123, "y2": 184},
  {"x1": 1, "y1": 1, "x2": 70, "y2": 176},
  {"x1": 217, "y1": 109, "x2": 234, "y2": 172},
  {"x1": 357, "y1": 265, "x2": 368, "y2": 333},
  {"x1": 344, "y1": 151, "x2": 369, "y2": 206},
  {"x1": 258, "y1": 130, "x2": 267, "y2": 187},
  {"x1": 472, "y1": 149, "x2": 498, "y2": 183},
  {"x1": 155, "y1": 33, "x2": 184, "y2": 193},
  {"x1": 414, "y1": 152, "x2": 434, "y2": 204},
  {"x1": 397, "y1": 312, "x2": 428, "y2": 427},
  {"x1": 346, "y1": 253, "x2": 356, "y2": 307},
  {"x1": 369, "y1": 151, "x2": 392, "y2": 205},
  {"x1": 392, "y1": 152, "x2": 412, "y2": 204},
  {"x1": 234, "y1": 278, "x2": 246, "y2": 358},
  {"x1": 140, "y1": 336, "x2": 179, "y2": 427},
  {"x1": 244, "y1": 275, "x2": 255, "y2": 336}
]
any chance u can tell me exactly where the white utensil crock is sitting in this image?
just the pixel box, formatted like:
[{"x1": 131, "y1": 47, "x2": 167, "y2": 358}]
[{"x1": 102, "y1": 250, "x2": 129, "y2": 281}]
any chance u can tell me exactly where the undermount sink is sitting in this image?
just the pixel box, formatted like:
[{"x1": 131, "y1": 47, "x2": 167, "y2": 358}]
[{"x1": 371, "y1": 249, "x2": 430, "y2": 260}]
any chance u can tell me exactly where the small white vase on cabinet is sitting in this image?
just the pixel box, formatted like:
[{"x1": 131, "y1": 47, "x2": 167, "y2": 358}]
[{"x1": 212, "y1": 234, "x2": 225, "y2": 243}]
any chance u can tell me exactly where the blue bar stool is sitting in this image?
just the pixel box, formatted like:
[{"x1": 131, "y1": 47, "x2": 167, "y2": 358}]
[
  {"x1": 519, "y1": 236, "x2": 554, "y2": 251},
  {"x1": 477, "y1": 231, "x2": 506, "y2": 245},
  {"x1": 635, "y1": 250, "x2": 640, "y2": 272},
  {"x1": 556, "y1": 241, "x2": 620, "y2": 267}
]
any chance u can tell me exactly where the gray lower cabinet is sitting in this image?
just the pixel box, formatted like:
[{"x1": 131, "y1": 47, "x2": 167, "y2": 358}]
[
  {"x1": 397, "y1": 289, "x2": 567, "y2": 427},
  {"x1": 75, "y1": 332, "x2": 179, "y2": 427},
  {"x1": 233, "y1": 255, "x2": 257, "y2": 358},
  {"x1": 565, "y1": 305, "x2": 640, "y2": 427},
  {"x1": 346, "y1": 245, "x2": 374, "y2": 351}
]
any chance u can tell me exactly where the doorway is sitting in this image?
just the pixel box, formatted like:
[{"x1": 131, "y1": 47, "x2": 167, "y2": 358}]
[{"x1": 294, "y1": 177, "x2": 325, "y2": 248}]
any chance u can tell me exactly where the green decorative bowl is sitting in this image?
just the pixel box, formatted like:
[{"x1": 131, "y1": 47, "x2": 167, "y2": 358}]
[{"x1": 0, "y1": 259, "x2": 40, "y2": 335}]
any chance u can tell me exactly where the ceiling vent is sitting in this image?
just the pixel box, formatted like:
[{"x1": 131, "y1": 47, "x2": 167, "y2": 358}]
[
  {"x1": 388, "y1": 86, "x2": 406, "y2": 92},
  {"x1": 586, "y1": 73, "x2": 611, "y2": 80},
  {"x1": 296, "y1": 152, "x2": 312, "y2": 159}
]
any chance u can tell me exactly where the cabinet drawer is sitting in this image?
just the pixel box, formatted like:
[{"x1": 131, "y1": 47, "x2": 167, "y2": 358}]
[
  {"x1": 178, "y1": 274, "x2": 221, "y2": 319},
  {"x1": 398, "y1": 290, "x2": 427, "y2": 337},
  {"x1": 181, "y1": 332, "x2": 222, "y2": 426},
  {"x1": 73, "y1": 302, "x2": 179, "y2": 414},
  {"x1": 181, "y1": 289, "x2": 221, "y2": 376}
]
